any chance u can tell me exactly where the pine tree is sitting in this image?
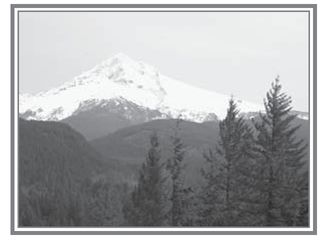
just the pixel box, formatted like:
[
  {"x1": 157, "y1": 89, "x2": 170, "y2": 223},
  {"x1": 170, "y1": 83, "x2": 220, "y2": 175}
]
[
  {"x1": 123, "y1": 132, "x2": 167, "y2": 226},
  {"x1": 200, "y1": 98, "x2": 256, "y2": 226},
  {"x1": 166, "y1": 118, "x2": 190, "y2": 226},
  {"x1": 254, "y1": 77, "x2": 308, "y2": 226}
]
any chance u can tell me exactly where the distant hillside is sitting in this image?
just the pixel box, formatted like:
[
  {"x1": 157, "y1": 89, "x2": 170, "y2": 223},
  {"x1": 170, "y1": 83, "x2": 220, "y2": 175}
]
[
  {"x1": 91, "y1": 119, "x2": 218, "y2": 162},
  {"x1": 91, "y1": 117, "x2": 309, "y2": 185}
]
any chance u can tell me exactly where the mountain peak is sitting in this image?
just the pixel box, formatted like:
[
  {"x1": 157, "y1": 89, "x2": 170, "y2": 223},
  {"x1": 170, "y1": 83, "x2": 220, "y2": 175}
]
[{"x1": 99, "y1": 52, "x2": 137, "y2": 69}]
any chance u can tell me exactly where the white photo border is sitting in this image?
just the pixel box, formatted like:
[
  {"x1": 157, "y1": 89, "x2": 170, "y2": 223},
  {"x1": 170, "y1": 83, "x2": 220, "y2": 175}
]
[{"x1": 10, "y1": 4, "x2": 317, "y2": 235}]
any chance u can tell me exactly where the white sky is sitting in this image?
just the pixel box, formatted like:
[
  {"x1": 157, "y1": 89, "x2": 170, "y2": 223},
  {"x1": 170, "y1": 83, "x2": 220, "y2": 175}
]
[{"x1": 19, "y1": 11, "x2": 309, "y2": 111}]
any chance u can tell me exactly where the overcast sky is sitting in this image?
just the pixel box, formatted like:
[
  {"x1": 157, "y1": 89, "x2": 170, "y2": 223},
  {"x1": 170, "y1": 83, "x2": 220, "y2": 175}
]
[{"x1": 19, "y1": 11, "x2": 309, "y2": 111}]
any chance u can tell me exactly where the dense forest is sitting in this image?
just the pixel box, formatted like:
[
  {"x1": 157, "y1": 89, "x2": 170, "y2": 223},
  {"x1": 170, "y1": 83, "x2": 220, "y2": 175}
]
[{"x1": 19, "y1": 78, "x2": 309, "y2": 227}]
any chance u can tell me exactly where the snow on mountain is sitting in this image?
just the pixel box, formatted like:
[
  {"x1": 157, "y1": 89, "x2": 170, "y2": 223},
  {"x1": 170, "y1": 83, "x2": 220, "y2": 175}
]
[
  {"x1": 19, "y1": 53, "x2": 263, "y2": 122},
  {"x1": 291, "y1": 110, "x2": 309, "y2": 120}
]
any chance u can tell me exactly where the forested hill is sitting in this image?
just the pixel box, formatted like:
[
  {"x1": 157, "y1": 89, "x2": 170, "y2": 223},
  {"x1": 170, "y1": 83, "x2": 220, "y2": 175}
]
[
  {"x1": 19, "y1": 118, "x2": 103, "y2": 183},
  {"x1": 18, "y1": 119, "x2": 128, "y2": 226}
]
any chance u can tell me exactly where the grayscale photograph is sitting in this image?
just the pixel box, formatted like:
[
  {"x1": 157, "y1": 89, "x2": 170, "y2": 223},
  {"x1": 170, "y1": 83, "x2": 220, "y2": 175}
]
[{"x1": 13, "y1": 5, "x2": 316, "y2": 233}]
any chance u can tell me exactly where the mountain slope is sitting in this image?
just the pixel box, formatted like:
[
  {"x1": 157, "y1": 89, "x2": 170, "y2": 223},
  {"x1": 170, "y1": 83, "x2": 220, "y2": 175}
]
[
  {"x1": 61, "y1": 98, "x2": 166, "y2": 140},
  {"x1": 19, "y1": 53, "x2": 262, "y2": 124}
]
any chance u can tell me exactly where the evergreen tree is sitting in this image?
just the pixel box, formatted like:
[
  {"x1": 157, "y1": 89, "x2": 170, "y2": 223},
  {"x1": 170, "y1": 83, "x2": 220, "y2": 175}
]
[
  {"x1": 123, "y1": 132, "x2": 167, "y2": 226},
  {"x1": 200, "y1": 98, "x2": 256, "y2": 226},
  {"x1": 166, "y1": 118, "x2": 190, "y2": 226},
  {"x1": 254, "y1": 77, "x2": 308, "y2": 226}
]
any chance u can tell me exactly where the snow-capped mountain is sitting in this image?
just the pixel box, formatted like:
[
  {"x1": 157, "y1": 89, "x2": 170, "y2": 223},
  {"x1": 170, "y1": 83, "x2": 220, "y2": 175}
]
[{"x1": 19, "y1": 53, "x2": 263, "y2": 124}]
